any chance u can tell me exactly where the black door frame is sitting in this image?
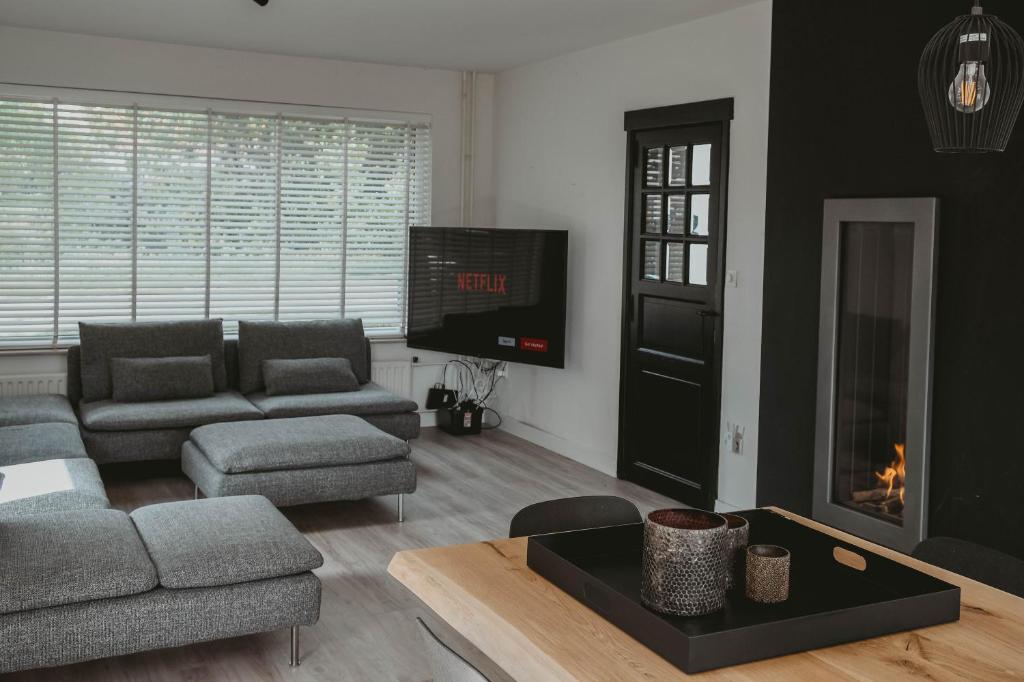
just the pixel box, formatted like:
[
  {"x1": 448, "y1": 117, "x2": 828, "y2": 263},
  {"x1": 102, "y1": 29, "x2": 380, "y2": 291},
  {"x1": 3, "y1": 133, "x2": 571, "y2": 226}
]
[{"x1": 617, "y1": 98, "x2": 733, "y2": 509}]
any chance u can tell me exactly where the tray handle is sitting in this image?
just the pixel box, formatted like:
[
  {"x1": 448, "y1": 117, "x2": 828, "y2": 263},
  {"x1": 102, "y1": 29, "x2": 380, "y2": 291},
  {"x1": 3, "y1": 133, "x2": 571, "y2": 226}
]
[{"x1": 833, "y1": 546, "x2": 868, "y2": 571}]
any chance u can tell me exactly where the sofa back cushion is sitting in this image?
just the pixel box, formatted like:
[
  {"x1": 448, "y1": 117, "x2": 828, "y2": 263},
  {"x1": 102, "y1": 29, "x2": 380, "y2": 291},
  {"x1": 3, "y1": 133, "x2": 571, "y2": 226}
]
[
  {"x1": 262, "y1": 357, "x2": 359, "y2": 396},
  {"x1": 111, "y1": 355, "x2": 215, "y2": 403},
  {"x1": 78, "y1": 320, "x2": 227, "y2": 402},
  {"x1": 237, "y1": 319, "x2": 369, "y2": 394}
]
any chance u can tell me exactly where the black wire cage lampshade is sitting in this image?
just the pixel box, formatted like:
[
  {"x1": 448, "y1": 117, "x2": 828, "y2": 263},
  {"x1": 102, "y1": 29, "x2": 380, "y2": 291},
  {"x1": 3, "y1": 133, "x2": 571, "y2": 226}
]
[{"x1": 918, "y1": 1, "x2": 1024, "y2": 152}]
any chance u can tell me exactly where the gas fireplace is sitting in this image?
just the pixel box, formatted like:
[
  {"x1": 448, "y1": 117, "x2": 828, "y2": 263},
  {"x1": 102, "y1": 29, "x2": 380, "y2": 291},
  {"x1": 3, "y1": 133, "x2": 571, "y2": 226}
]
[{"x1": 813, "y1": 198, "x2": 938, "y2": 553}]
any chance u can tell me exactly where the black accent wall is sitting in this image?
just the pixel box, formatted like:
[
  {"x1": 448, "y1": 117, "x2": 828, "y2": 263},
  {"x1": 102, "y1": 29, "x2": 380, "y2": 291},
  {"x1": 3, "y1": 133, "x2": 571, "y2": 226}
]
[{"x1": 758, "y1": 0, "x2": 1024, "y2": 559}]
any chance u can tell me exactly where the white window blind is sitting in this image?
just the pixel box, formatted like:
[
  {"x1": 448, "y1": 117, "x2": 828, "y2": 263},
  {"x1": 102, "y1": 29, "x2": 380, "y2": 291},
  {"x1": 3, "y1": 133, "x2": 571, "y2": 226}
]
[{"x1": 0, "y1": 95, "x2": 431, "y2": 347}]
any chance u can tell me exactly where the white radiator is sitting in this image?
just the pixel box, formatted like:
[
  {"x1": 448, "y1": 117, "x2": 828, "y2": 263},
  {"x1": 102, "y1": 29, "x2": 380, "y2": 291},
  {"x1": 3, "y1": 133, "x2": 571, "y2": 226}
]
[
  {"x1": 371, "y1": 360, "x2": 413, "y2": 399},
  {"x1": 0, "y1": 374, "x2": 67, "y2": 397}
]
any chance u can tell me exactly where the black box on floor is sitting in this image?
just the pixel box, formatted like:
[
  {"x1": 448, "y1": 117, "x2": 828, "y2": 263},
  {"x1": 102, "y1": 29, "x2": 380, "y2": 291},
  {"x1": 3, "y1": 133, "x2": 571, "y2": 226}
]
[{"x1": 437, "y1": 403, "x2": 484, "y2": 435}]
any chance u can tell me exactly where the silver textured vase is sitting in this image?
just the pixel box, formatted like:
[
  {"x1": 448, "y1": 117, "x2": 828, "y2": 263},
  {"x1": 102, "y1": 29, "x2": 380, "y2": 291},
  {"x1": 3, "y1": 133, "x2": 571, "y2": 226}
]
[
  {"x1": 721, "y1": 513, "x2": 750, "y2": 590},
  {"x1": 640, "y1": 509, "x2": 728, "y2": 617}
]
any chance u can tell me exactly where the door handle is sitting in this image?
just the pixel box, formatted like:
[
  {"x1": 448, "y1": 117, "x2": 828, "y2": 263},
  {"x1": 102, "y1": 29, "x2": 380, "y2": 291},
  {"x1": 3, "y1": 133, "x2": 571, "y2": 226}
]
[{"x1": 698, "y1": 310, "x2": 720, "y2": 318}]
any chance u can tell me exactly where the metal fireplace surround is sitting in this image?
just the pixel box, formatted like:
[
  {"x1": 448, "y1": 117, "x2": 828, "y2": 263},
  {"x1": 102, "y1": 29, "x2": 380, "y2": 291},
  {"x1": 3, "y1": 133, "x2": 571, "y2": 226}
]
[{"x1": 813, "y1": 198, "x2": 938, "y2": 553}]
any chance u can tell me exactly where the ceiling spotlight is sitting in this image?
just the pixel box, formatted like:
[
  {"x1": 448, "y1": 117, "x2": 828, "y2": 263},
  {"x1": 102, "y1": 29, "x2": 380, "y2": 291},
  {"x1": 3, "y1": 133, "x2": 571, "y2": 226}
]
[{"x1": 253, "y1": 0, "x2": 268, "y2": 6}]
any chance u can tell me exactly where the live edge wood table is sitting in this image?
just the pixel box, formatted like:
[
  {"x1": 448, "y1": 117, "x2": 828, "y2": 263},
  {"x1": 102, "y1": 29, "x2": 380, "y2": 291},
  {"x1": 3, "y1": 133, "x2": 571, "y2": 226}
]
[{"x1": 388, "y1": 507, "x2": 1024, "y2": 681}]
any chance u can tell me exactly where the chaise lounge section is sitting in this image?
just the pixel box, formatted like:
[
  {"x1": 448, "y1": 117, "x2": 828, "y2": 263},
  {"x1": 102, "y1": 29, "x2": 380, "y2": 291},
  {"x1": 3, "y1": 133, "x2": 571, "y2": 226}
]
[{"x1": 0, "y1": 394, "x2": 324, "y2": 674}]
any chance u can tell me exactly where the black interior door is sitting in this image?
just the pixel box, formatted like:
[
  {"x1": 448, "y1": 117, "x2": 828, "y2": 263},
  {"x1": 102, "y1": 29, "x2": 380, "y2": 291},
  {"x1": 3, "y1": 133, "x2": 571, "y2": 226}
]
[{"x1": 618, "y1": 106, "x2": 730, "y2": 509}]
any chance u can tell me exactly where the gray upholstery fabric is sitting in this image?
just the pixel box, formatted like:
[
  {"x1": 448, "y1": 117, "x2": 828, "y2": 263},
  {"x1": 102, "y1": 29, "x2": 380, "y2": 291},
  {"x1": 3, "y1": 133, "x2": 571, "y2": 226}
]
[
  {"x1": 78, "y1": 319, "x2": 228, "y2": 401},
  {"x1": 224, "y1": 338, "x2": 240, "y2": 390},
  {"x1": 238, "y1": 319, "x2": 369, "y2": 393},
  {"x1": 0, "y1": 423, "x2": 88, "y2": 466},
  {"x1": 0, "y1": 458, "x2": 110, "y2": 520},
  {"x1": 79, "y1": 391, "x2": 264, "y2": 432},
  {"x1": 191, "y1": 415, "x2": 411, "y2": 474},
  {"x1": 361, "y1": 412, "x2": 422, "y2": 441},
  {"x1": 0, "y1": 572, "x2": 321, "y2": 674},
  {"x1": 82, "y1": 426, "x2": 193, "y2": 464},
  {"x1": 248, "y1": 382, "x2": 418, "y2": 419},
  {"x1": 131, "y1": 496, "x2": 323, "y2": 589},
  {"x1": 111, "y1": 355, "x2": 215, "y2": 403},
  {"x1": 183, "y1": 442, "x2": 416, "y2": 507},
  {"x1": 0, "y1": 508, "x2": 156, "y2": 615},
  {"x1": 66, "y1": 345, "x2": 84, "y2": 406},
  {"x1": 263, "y1": 357, "x2": 360, "y2": 396},
  {"x1": 0, "y1": 394, "x2": 78, "y2": 427}
]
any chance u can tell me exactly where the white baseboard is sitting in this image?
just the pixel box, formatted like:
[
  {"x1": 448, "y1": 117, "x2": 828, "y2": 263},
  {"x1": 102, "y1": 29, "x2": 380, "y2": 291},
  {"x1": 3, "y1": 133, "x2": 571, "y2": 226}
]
[{"x1": 497, "y1": 416, "x2": 617, "y2": 478}]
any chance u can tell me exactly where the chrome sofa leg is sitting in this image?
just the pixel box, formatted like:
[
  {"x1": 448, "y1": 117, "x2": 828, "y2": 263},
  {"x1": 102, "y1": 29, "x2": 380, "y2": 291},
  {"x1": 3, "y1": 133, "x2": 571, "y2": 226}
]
[
  {"x1": 194, "y1": 484, "x2": 199, "y2": 500},
  {"x1": 290, "y1": 626, "x2": 300, "y2": 667},
  {"x1": 397, "y1": 493, "x2": 404, "y2": 523}
]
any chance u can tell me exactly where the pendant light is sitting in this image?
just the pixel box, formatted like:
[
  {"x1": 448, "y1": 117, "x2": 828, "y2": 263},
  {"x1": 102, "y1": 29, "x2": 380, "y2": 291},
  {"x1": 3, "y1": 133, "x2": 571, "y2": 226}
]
[{"x1": 918, "y1": 1, "x2": 1024, "y2": 152}]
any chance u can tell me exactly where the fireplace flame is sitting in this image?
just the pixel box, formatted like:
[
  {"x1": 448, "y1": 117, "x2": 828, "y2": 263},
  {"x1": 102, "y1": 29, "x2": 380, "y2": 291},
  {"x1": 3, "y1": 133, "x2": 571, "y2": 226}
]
[{"x1": 874, "y1": 443, "x2": 906, "y2": 505}]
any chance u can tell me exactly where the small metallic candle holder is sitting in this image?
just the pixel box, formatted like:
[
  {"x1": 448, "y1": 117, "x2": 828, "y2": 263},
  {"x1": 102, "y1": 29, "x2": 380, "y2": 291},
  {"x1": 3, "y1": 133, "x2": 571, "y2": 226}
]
[
  {"x1": 720, "y1": 513, "x2": 750, "y2": 591},
  {"x1": 640, "y1": 509, "x2": 728, "y2": 617},
  {"x1": 745, "y1": 544, "x2": 791, "y2": 604}
]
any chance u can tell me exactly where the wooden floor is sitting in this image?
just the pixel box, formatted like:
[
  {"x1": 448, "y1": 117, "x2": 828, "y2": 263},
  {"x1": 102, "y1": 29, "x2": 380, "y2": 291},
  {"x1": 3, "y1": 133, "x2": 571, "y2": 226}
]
[{"x1": 13, "y1": 427, "x2": 677, "y2": 682}]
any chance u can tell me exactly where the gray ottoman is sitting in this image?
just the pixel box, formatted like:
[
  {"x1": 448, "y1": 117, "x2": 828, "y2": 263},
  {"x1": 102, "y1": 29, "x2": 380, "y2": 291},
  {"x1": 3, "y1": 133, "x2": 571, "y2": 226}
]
[{"x1": 181, "y1": 415, "x2": 416, "y2": 519}]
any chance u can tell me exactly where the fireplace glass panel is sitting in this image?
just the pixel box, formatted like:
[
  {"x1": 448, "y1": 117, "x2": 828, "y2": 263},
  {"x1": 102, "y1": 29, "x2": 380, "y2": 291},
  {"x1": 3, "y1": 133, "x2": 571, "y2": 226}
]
[{"x1": 831, "y1": 221, "x2": 914, "y2": 527}]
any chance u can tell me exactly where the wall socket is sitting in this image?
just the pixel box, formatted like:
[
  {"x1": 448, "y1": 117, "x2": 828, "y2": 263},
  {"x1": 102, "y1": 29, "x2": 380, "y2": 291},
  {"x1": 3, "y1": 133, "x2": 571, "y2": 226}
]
[{"x1": 725, "y1": 422, "x2": 745, "y2": 455}]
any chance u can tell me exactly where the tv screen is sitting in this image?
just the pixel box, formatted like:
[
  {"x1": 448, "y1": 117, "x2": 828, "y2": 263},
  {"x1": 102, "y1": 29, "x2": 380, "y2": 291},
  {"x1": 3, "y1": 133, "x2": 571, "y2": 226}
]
[{"x1": 406, "y1": 227, "x2": 568, "y2": 368}]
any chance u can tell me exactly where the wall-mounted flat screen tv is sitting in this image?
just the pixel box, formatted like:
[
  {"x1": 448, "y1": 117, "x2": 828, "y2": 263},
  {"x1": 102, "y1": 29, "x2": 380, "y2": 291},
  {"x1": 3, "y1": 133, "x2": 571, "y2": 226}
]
[{"x1": 406, "y1": 227, "x2": 568, "y2": 368}]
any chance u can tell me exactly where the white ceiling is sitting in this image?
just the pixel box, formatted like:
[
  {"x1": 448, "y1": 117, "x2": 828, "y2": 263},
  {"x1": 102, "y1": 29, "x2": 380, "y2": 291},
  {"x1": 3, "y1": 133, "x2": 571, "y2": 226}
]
[{"x1": 0, "y1": 0, "x2": 763, "y2": 72}]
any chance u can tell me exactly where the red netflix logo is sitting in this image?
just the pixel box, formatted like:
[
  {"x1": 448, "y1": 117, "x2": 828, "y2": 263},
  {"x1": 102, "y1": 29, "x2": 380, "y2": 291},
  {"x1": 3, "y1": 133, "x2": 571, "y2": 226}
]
[
  {"x1": 456, "y1": 272, "x2": 507, "y2": 295},
  {"x1": 520, "y1": 337, "x2": 548, "y2": 352}
]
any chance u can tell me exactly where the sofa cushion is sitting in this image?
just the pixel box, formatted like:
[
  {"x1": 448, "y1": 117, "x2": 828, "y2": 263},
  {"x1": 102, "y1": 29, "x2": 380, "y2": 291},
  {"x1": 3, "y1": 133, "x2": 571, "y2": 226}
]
[
  {"x1": 238, "y1": 319, "x2": 369, "y2": 394},
  {"x1": 0, "y1": 394, "x2": 78, "y2": 428},
  {"x1": 247, "y1": 382, "x2": 418, "y2": 420},
  {"x1": 0, "y1": 508, "x2": 157, "y2": 614},
  {"x1": 0, "y1": 458, "x2": 110, "y2": 520},
  {"x1": 262, "y1": 357, "x2": 359, "y2": 397},
  {"x1": 111, "y1": 355, "x2": 215, "y2": 403},
  {"x1": 190, "y1": 414, "x2": 411, "y2": 473},
  {"x1": 0, "y1": 423, "x2": 88, "y2": 467},
  {"x1": 78, "y1": 319, "x2": 228, "y2": 402},
  {"x1": 79, "y1": 392, "x2": 264, "y2": 432},
  {"x1": 130, "y1": 496, "x2": 323, "y2": 589}
]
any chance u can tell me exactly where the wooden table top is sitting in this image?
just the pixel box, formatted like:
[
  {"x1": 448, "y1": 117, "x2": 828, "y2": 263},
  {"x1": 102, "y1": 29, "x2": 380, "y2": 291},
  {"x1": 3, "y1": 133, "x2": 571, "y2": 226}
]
[{"x1": 388, "y1": 507, "x2": 1024, "y2": 680}]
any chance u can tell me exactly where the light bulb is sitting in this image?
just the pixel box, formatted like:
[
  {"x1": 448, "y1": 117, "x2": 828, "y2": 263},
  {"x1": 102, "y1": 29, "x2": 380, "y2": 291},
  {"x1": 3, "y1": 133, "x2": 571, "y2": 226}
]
[{"x1": 948, "y1": 61, "x2": 992, "y2": 112}]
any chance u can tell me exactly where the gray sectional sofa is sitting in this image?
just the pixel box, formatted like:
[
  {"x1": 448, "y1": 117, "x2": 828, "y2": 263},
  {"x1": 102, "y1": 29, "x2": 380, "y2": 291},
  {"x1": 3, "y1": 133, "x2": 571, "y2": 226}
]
[
  {"x1": 0, "y1": 395, "x2": 323, "y2": 674},
  {"x1": 70, "y1": 318, "x2": 420, "y2": 464},
  {"x1": 1, "y1": 316, "x2": 421, "y2": 674}
]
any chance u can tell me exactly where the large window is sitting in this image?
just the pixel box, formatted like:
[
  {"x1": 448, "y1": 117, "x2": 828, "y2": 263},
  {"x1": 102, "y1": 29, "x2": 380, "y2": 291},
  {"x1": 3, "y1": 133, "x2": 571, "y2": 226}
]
[{"x1": 0, "y1": 93, "x2": 431, "y2": 347}]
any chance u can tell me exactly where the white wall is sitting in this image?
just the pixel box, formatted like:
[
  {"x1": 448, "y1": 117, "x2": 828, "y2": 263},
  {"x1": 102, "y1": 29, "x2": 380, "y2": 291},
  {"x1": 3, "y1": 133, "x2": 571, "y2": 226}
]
[
  {"x1": 491, "y1": 2, "x2": 771, "y2": 508},
  {"x1": 0, "y1": 26, "x2": 496, "y2": 410}
]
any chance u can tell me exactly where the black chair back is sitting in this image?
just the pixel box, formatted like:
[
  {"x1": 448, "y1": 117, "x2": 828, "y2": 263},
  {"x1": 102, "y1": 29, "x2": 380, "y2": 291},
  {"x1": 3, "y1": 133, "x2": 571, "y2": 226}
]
[
  {"x1": 912, "y1": 537, "x2": 1024, "y2": 598},
  {"x1": 508, "y1": 495, "x2": 642, "y2": 538}
]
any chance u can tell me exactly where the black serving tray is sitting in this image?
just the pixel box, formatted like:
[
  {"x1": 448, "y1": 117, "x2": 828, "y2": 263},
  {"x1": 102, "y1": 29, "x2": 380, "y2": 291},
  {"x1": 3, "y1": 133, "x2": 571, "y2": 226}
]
[{"x1": 526, "y1": 509, "x2": 960, "y2": 674}]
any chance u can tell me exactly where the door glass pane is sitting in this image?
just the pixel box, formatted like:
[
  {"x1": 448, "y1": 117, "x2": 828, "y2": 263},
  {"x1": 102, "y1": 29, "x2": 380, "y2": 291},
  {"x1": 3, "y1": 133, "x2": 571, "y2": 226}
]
[
  {"x1": 691, "y1": 144, "x2": 712, "y2": 186},
  {"x1": 667, "y1": 195, "x2": 687, "y2": 234},
  {"x1": 668, "y1": 146, "x2": 688, "y2": 187},
  {"x1": 665, "y1": 242, "x2": 685, "y2": 283},
  {"x1": 690, "y1": 193, "x2": 710, "y2": 236},
  {"x1": 645, "y1": 148, "x2": 664, "y2": 187},
  {"x1": 644, "y1": 195, "x2": 662, "y2": 233},
  {"x1": 688, "y1": 243, "x2": 708, "y2": 286},
  {"x1": 642, "y1": 241, "x2": 661, "y2": 280}
]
